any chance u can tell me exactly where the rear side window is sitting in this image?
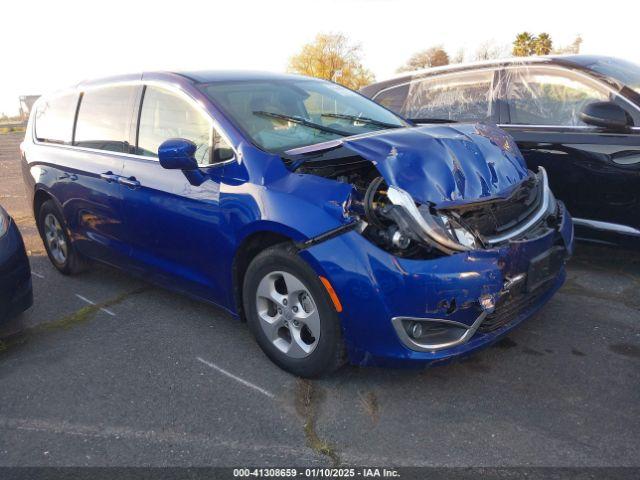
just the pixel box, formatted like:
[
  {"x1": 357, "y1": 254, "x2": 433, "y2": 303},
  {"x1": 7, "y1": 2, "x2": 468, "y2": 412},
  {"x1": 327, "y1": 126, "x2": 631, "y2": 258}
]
[
  {"x1": 34, "y1": 93, "x2": 78, "y2": 144},
  {"x1": 400, "y1": 70, "x2": 496, "y2": 122},
  {"x1": 74, "y1": 86, "x2": 137, "y2": 152},
  {"x1": 136, "y1": 86, "x2": 212, "y2": 164}
]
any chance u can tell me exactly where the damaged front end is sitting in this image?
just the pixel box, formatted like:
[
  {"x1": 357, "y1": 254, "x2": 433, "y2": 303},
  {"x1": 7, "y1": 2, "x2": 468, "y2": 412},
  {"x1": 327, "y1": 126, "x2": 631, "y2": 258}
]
[
  {"x1": 287, "y1": 124, "x2": 573, "y2": 364},
  {"x1": 288, "y1": 124, "x2": 562, "y2": 258}
]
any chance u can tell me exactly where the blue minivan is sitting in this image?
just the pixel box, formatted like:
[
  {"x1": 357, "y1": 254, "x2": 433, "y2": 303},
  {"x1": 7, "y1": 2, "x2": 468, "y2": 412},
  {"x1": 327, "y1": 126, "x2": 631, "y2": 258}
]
[{"x1": 21, "y1": 71, "x2": 573, "y2": 376}]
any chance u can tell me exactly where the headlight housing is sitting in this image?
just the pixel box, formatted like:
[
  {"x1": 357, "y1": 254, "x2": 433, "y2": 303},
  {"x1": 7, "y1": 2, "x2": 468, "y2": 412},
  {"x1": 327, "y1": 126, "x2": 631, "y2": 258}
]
[
  {"x1": 384, "y1": 166, "x2": 555, "y2": 254},
  {"x1": 386, "y1": 187, "x2": 480, "y2": 253}
]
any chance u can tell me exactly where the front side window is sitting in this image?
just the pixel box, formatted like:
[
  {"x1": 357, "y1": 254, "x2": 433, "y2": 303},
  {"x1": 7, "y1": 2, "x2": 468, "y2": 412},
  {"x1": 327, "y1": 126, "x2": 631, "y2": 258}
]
[
  {"x1": 399, "y1": 70, "x2": 496, "y2": 122},
  {"x1": 504, "y1": 67, "x2": 609, "y2": 126},
  {"x1": 74, "y1": 86, "x2": 137, "y2": 152},
  {"x1": 137, "y1": 86, "x2": 213, "y2": 164},
  {"x1": 584, "y1": 58, "x2": 640, "y2": 95},
  {"x1": 201, "y1": 79, "x2": 407, "y2": 153},
  {"x1": 34, "y1": 92, "x2": 78, "y2": 144}
]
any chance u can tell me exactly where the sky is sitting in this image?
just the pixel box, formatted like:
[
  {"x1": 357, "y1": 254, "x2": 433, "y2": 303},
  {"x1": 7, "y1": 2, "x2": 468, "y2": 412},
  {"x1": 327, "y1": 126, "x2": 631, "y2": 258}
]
[{"x1": 1, "y1": 0, "x2": 639, "y2": 116}]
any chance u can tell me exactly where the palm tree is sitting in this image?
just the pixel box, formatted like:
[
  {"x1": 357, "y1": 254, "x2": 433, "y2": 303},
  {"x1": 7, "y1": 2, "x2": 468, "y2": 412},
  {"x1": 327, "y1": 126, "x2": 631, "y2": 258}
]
[
  {"x1": 513, "y1": 32, "x2": 534, "y2": 57},
  {"x1": 534, "y1": 33, "x2": 553, "y2": 55}
]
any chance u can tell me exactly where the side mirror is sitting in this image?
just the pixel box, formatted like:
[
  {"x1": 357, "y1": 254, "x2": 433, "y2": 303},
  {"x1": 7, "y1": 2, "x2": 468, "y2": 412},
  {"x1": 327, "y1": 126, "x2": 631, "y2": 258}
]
[
  {"x1": 158, "y1": 138, "x2": 199, "y2": 170},
  {"x1": 580, "y1": 101, "x2": 632, "y2": 131}
]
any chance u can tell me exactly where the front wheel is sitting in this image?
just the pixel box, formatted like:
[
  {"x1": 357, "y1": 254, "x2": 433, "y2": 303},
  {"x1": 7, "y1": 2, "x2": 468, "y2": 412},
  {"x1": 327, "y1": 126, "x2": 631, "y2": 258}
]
[{"x1": 243, "y1": 245, "x2": 345, "y2": 377}]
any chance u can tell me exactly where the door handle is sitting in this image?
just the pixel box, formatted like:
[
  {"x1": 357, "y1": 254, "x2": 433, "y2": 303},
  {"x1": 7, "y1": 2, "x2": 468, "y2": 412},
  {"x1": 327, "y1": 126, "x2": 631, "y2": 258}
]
[
  {"x1": 117, "y1": 176, "x2": 141, "y2": 188},
  {"x1": 99, "y1": 172, "x2": 119, "y2": 183}
]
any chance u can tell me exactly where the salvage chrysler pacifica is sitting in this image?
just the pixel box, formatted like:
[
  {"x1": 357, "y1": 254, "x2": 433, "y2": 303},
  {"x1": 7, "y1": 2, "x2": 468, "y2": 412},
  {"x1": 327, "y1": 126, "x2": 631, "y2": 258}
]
[{"x1": 21, "y1": 71, "x2": 574, "y2": 376}]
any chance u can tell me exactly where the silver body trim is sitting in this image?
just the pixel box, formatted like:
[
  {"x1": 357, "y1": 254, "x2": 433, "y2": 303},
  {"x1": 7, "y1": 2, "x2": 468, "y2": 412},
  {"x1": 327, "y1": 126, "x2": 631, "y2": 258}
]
[
  {"x1": 572, "y1": 218, "x2": 640, "y2": 236},
  {"x1": 391, "y1": 311, "x2": 488, "y2": 352},
  {"x1": 485, "y1": 167, "x2": 551, "y2": 244}
]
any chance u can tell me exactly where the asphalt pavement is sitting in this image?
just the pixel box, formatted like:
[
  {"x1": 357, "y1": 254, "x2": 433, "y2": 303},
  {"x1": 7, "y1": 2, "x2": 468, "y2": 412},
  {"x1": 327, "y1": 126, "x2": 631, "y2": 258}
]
[{"x1": 0, "y1": 132, "x2": 639, "y2": 467}]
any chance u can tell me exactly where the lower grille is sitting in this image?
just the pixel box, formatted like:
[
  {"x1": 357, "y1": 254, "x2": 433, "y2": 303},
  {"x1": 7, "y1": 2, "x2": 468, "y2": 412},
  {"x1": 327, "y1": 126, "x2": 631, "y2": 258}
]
[{"x1": 479, "y1": 280, "x2": 556, "y2": 333}]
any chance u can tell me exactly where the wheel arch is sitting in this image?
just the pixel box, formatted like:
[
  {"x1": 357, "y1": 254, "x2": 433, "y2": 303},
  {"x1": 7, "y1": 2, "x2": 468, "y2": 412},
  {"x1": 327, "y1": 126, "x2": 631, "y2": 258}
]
[{"x1": 232, "y1": 229, "x2": 296, "y2": 320}]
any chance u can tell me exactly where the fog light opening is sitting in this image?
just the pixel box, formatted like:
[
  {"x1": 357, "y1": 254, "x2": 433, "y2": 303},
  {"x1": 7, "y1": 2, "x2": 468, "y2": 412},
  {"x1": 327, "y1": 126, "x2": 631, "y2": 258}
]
[{"x1": 409, "y1": 322, "x2": 423, "y2": 339}]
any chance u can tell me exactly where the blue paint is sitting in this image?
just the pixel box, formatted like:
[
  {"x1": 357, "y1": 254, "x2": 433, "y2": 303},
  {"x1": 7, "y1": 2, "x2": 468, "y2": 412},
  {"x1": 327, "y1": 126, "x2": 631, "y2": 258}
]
[
  {"x1": 20, "y1": 71, "x2": 574, "y2": 367},
  {"x1": 0, "y1": 205, "x2": 32, "y2": 324}
]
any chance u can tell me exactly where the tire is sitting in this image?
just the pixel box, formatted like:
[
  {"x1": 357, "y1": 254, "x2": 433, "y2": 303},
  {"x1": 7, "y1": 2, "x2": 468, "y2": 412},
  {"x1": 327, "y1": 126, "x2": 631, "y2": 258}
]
[
  {"x1": 37, "y1": 200, "x2": 87, "y2": 275},
  {"x1": 243, "y1": 244, "x2": 345, "y2": 377}
]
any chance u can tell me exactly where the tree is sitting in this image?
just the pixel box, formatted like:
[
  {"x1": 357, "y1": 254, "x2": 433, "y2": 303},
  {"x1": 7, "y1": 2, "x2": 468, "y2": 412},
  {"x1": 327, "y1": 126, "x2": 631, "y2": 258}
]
[
  {"x1": 288, "y1": 33, "x2": 374, "y2": 90},
  {"x1": 513, "y1": 32, "x2": 535, "y2": 56},
  {"x1": 473, "y1": 41, "x2": 507, "y2": 61},
  {"x1": 513, "y1": 32, "x2": 555, "y2": 56},
  {"x1": 397, "y1": 46, "x2": 450, "y2": 73},
  {"x1": 451, "y1": 48, "x2": 465, "y2": 64},
  {"x1": 534, "y1": 33, "x2": 553, "y2": 55},
  {"x1": 553, "y1": 35, "x2": 582, "y2": 54}
]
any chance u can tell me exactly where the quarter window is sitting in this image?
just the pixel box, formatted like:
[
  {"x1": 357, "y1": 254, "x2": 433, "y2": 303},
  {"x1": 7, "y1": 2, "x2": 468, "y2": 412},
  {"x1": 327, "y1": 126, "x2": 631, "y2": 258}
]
[
  {"x1": 137, "y1": 86, "x2": 213, "y2": 164},
  {"x1": 74, "y1": 86, "x2": 137, "y2": 152},
  {"x1": 394, "y1": 70, "x2": 496, "y2": 122},
  {"x1": 34, "y1": 93, "x2": 79, "y2": 144},
  {"x1": 504, "y1": 67, "x2": 608, "y2": 126},
  {"x1": 371, "y1": 84, "x2": 409, "y2": 115}
]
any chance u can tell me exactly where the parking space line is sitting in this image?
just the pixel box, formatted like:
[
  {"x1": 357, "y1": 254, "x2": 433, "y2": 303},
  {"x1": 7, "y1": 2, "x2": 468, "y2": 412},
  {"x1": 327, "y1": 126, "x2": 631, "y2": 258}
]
[
  {"x1": 75, "y1": 294, "x2": 116, "y2": 316},
  {"x1": 31, "y1": 271, "x2": 44, "y2": 279},
  {"x1": 196, "y1": 357, "x2": 275, "y2": 399}
]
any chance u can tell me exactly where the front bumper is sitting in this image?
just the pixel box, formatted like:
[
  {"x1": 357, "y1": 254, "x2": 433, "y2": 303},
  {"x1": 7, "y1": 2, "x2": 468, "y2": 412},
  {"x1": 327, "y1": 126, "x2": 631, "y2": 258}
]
[
  {"x1": 0, "y1": 218, "x2": 33, "y2": 325},
  {"x1": 300, "y1": 202, "x2": 574, "y2": 367}
]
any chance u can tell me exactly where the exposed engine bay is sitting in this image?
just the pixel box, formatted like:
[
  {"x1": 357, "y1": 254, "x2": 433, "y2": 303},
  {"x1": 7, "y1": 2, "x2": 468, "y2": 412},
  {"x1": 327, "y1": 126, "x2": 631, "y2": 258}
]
[{"x1": 295, "y1": 149, "x2": 560, "y2": 259}]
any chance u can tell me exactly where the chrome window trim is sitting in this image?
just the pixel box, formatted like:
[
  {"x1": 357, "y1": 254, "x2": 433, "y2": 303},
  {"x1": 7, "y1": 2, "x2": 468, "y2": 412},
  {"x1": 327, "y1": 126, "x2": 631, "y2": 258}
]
[
  {"x1": 373, "y1": 63, "x2": 640, "y2": 129},
  {"x1": 31, "y1": 79, "x2": 240, "y2": 167},
  {"x1": 391, "y1": 311, "x2": 488, "y2": 352},
  {"x1": 498, "y1": 123, "x2": 640, "y2": 132},
  {"x1": 572, "y1": 218, "x2": 640, "y2": 236}
]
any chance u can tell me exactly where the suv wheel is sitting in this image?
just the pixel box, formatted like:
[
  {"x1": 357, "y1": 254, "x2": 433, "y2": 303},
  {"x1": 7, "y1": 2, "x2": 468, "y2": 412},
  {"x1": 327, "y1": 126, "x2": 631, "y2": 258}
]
[
  {"x1": 38, "y1": 200, "x2": 87, "y2": 275},
  {"x1": 243, "y1": 245, "x2": 345, "y2": 377}
]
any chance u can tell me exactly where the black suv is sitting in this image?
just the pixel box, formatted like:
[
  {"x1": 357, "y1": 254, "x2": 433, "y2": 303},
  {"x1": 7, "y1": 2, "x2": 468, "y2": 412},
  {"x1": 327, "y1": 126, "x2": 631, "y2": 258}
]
[{"x1": 362, "y1": 55, "x2": 640, "y2": 248}]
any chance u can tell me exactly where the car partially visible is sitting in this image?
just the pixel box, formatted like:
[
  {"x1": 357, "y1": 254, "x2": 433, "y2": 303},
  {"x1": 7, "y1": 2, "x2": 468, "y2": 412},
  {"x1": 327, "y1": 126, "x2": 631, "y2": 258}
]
[
  {"x1": 0, "y1": 204, "x2": 33, "y2": 327},
  {"x1": 362, "y1": 55, "x2": 640, "y2": 248}
]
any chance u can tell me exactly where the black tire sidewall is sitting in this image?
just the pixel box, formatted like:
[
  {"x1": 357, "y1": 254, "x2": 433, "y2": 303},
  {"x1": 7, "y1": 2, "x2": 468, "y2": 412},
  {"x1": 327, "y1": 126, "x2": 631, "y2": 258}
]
[{"x1": 243, "y1": 245, "x2": 344, "y2": 377}]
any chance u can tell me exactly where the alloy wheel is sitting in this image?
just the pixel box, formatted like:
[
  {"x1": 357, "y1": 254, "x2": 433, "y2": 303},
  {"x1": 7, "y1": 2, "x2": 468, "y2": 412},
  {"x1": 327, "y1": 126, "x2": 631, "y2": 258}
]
[
  {"x1": 44, "y1": 213, "x2": 68, "y2": 264},
  {"x1": 255, "y1": 270, "x2": 320, "y2": 358}
]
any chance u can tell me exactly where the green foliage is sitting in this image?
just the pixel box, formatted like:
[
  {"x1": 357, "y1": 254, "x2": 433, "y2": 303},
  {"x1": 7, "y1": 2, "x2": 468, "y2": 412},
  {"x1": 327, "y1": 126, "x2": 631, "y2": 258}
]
[{"x1": 512, "y1": 32, "x2": 554, "y2": 56}]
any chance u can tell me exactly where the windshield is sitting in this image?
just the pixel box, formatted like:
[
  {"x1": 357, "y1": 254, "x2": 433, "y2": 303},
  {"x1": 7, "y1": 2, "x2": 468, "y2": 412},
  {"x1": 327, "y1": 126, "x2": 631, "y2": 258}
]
[
  {"x1": 201, "y1": 78, "x2": 407, "y2": 153},
  {"x1": 585, "y1": 58, "x2": 640, "y2": 94}
]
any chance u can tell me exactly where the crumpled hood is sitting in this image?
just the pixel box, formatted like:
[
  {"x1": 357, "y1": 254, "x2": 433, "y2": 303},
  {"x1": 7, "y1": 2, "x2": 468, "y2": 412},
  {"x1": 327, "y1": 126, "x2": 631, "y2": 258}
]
[{"x1": 341, "y1": 124, "x2": 529, "y2": 206}]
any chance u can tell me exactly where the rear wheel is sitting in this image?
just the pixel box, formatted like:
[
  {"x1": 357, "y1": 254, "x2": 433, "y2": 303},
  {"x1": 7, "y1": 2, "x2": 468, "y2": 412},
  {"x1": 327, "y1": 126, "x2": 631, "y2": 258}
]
[
  {"x1": 38, "y1": 200, "x2": 87, "y2": 275},
  {"x1": 243, "y1": 245, "x2": 345, "y2": 377}
]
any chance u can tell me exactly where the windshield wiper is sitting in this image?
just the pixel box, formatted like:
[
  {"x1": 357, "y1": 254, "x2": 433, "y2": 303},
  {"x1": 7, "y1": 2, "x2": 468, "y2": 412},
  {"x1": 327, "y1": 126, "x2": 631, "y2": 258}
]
[
  {"x1": 253, "y1": 111, "x2": 351, "y2": 136},
  {"x1": 320, "y1": 113, "x2": 401, "y2": 129},
  {"x1": 409, "y1": 117, "x2": 457, "y2": 124}
]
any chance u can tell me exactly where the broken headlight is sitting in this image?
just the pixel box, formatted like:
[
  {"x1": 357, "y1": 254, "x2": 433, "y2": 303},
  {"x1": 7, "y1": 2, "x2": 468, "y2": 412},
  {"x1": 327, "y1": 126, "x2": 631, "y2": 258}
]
[
  {"x1": 386, "y1": 187, "x2": 479, "y2": 253},
  {"x1": 360, "y1": 176, "x2": 480, "y2": 256}
]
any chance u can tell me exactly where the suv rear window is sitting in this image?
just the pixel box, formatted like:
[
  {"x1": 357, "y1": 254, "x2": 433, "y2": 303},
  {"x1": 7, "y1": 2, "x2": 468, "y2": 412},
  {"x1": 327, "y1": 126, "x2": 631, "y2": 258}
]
[
  {"x1": 34, "y1": 93, "x2": 78, "y2": 144},
  {"x1": 74, "y1": 86, "x2": 137, "y2": 152}
]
